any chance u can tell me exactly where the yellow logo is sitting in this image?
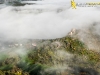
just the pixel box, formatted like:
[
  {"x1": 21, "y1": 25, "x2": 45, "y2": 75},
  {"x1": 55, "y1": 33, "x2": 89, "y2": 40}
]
[{"x1": 71, "y1": 0, "x2": 76, "y2": 9}]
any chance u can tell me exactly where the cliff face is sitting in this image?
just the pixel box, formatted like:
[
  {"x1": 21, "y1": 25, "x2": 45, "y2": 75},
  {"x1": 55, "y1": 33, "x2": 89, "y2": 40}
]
[{"x1": 0, "y1": 29, "x2": 100, "y2": 75}]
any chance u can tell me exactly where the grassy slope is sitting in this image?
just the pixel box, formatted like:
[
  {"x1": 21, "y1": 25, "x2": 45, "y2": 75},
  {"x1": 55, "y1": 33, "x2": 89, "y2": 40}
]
[{"x1": 0, "y1": 36, "x2": 100, "y2": 75}]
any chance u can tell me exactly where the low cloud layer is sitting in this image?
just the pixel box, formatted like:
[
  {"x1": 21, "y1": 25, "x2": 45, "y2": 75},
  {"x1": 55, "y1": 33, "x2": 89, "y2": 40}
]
[{"x1": 0, "y1": 0, "x2": 100, "y2": 40}]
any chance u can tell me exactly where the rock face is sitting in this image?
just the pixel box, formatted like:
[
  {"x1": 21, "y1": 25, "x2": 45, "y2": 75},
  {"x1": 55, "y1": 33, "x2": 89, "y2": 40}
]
[{"x1": 68, "y1": 28, "x2": 76, "y2": 36}]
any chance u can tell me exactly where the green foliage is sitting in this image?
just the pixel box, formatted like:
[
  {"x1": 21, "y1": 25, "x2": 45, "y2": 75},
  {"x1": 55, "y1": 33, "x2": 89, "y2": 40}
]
[
  {"x1": 7, "y1": 1, "x2": 25, "y2": 6},
  {"x1": 27, "y1": 64, "x2": 48, "y2": 75},
  {"x1": 64, "y1": 37, "x2": 100, "y2": 64},
  {"x1": 0, "y1": 36, "x2": 100, "y2": 75},
  {"x1": 0, "y1": 65, "x2": 12, "y2": 71}
]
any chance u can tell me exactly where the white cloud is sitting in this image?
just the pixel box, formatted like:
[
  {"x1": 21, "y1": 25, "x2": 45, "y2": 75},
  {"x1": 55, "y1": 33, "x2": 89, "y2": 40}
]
[{"x1": 0, "y1": 0, "x2": 100, "y2": 40}]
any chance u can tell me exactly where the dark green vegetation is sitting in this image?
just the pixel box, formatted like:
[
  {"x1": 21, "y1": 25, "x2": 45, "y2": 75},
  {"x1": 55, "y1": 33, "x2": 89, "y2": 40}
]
[
  {"x1": 6, "y1": 1, "x2": 36, "y2": 6},
  {"x1": 0, "y1": 35, "x2": 100, "y2": 75},
  {"x1": 7, "y1": 1, "x2": 25, "y2": 6}
]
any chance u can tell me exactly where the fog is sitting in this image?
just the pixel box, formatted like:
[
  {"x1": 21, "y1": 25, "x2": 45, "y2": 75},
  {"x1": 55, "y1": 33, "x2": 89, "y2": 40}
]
[
  {"x1": 0, "y1": 0, "x2": 100, "y2": 40},
  {"x1": 0, "y1": 1, "x2": 100, "y2": 74}
]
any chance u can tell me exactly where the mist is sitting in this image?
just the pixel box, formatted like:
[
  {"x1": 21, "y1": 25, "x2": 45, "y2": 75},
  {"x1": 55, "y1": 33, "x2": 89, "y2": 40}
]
[
  {"x1": 0, "y1": 0, "x2": 100, "y2": 40},
  {"x1": 0, "y1": 1, "x2": 100, "y2": 75}
]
